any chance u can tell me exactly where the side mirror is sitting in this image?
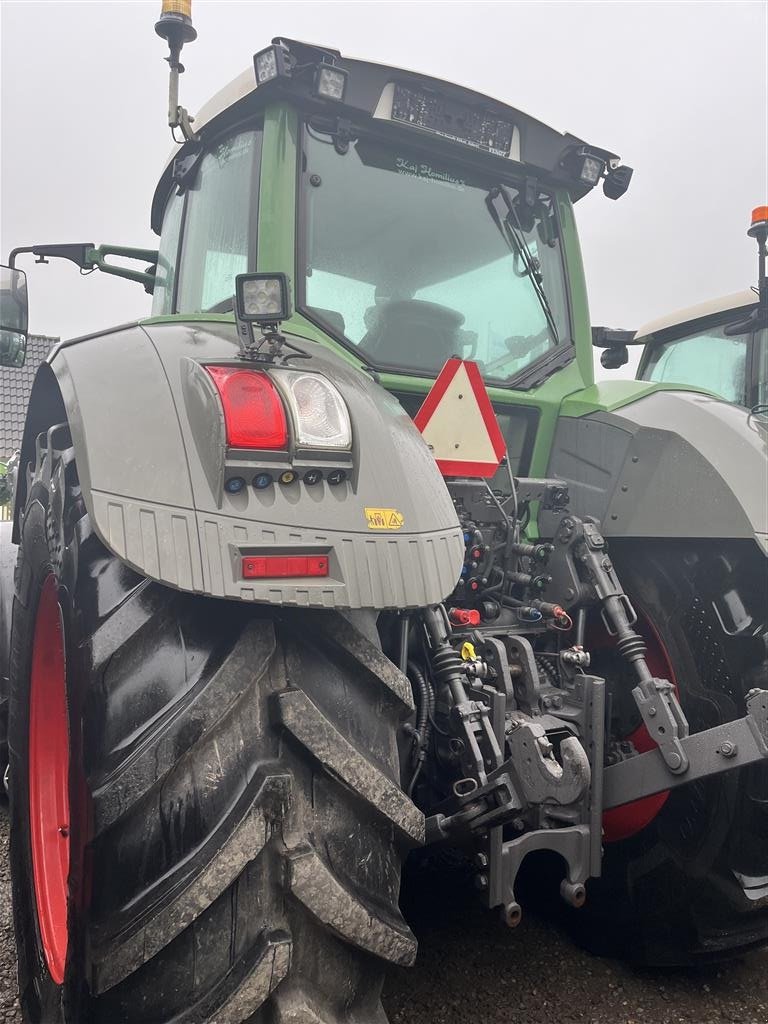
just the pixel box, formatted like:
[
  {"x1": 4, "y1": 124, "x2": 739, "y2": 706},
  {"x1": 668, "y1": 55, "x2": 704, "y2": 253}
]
[
  {"x1": 600, "y1": 345, "x2": 629, "y2": 369},
  {"x1": 592, "y1": 325, "x2": 636, "y2": 372},
  {"x1": 0, "y1": 265, "x2": 29, "y2": 367}
]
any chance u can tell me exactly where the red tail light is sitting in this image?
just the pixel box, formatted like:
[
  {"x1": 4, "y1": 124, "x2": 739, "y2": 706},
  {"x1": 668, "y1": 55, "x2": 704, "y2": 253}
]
[
  {"x1": 242, "y1": 555, "x2": 329, "y2": 579},
  {"x1": 206, "y1": 366, "x2": 288, "y2": 449}
]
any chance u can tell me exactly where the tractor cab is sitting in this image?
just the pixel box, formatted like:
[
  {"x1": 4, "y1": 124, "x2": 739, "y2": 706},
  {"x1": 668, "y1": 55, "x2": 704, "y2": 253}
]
[{"x1": 149, "y1": 37, "x2": 631, "y2": 387}]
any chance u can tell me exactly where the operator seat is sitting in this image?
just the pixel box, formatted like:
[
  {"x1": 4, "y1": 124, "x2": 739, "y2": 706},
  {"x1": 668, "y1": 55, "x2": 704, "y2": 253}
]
[
  {"x1": 308, "y1": 306, "x2": 347, "y2": 338},
  {"x1": 359, "y1": 299, "x2": 466, "y2": 373}
]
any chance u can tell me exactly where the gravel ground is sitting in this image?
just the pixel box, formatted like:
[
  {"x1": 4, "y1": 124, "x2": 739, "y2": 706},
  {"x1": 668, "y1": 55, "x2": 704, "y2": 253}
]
[
  {"x1": 1, "y1": 804, "x2": 766, "y2": 1023},
  {"x1": 383, "y1": 859, "x2": 768, "y2": 1024},
  {"x1": 0, "y1": 805, "x2": 20, "y2": 1024}
]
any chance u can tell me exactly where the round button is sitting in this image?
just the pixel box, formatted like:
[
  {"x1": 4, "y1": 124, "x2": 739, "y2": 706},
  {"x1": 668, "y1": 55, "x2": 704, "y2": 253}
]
[
  {"x1": 225, "y1": 476, "x2": 246, "y2": 494},
  {"x1": 252, "y1": 472, "x2": 273, "y2": 490},
  {"x1": 303, "y1": 470, "x2": 323, "y2": 486},
  {"x1": 279, "y1": 470, "x2": 298, "y2": 485},
  {"x1": 327, "y1": 469, "x2": 347, "y2": 486}
]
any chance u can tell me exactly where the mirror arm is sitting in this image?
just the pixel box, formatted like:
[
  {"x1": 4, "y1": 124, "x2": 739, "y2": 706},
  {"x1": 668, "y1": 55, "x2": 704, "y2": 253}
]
[
  {"x1": 591, "y1": 326, "x2": 640, "y2": 348},
  {"x1": 87, "y1": 245, "x2": 159, "y2": 292},
  {"x1": 9, "y1": 243, "x2": 95, "y2": 270},
  {"x1": 8, "y1": 244, "x2": 159, "y2": 292}
]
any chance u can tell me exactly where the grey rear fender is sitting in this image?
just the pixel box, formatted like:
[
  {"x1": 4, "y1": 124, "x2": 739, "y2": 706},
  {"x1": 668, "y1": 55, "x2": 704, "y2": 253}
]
[
  {"x1": 547, "y1": 390, "x2": 768, "y2": 553},
  {"x1": 21, "y1": 321, "x2": 464, "y2": 609}
]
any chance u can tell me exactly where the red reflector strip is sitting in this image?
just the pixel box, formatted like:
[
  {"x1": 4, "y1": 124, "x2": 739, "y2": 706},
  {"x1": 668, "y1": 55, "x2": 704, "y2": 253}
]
[{"x1": 242, "y1": 555, "x2": 329, "y2": 579}]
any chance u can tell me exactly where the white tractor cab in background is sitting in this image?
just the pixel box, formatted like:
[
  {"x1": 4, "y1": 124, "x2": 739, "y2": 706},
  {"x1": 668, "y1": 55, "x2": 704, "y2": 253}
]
[{"x1": 594, "y1": 207, "x2": 768, "y2": 411}]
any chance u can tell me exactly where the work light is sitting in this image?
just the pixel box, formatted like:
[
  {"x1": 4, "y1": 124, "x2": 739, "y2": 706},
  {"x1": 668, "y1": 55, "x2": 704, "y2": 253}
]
[
  {"x1": 313, "y1": 63, "x2": 348, "y2": 102},
  {"x1": 254, "y1": 44, "x2": 291, "y2": 85},
  {"x1": 235, "y1": 273, "x2": 292, "y2": 325},
  {"x1": 576, "y1": 153, "x2": 605, "y2": 186}
]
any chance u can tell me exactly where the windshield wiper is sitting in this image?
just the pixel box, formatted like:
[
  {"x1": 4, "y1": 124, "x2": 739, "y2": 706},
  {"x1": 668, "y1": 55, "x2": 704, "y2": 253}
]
[{"x1": 485, "y1": 186, "x2": 560, "y2": 346}]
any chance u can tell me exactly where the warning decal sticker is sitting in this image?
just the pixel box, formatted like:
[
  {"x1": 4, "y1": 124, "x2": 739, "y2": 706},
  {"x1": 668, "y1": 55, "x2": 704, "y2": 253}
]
[{"x1": 365, "y1": 508, "x2": 405, "y2": 530}]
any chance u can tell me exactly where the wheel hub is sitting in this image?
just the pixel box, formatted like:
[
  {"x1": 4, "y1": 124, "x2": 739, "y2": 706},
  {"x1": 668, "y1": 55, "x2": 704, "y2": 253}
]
[{"x1": 28, "y1": 574, "x2": 70, "y2": 985}]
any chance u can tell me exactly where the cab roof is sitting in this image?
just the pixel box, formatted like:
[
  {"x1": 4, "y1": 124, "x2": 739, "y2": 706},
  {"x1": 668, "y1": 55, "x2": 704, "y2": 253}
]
[
  {"x1": 152, "y1": 40, "x2": 624, "y2": 232},
  {"x1": 635, "y1": 290, "x2": 757, "y2": 342}
]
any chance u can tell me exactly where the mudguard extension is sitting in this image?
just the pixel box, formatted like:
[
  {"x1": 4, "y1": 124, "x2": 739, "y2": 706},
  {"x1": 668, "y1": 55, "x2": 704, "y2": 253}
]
[
  {"x1": 547, "y1": 391, "x2": 768, "y2": 553},
  {"x1": 40, "y1": 321, "x2": 464, "y2": 609}
]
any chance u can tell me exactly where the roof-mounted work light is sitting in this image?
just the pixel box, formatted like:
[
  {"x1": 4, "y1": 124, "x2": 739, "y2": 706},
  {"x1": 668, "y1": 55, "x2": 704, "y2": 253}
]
[
  {"x1": 313, "y1": 62, "x2": 348, "y2": 102},
  {"x1": 254, "y1": 43, "x2": 293, "y2": 85},
  {"x1": 577, "y1": 153, "x2": 605, "y2": 186},
  {"x1": 563, "y1": 147, "x2": 605, "y2": 187}
]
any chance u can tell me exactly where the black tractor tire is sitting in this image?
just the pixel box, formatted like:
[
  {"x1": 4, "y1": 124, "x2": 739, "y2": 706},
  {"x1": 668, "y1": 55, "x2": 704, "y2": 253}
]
[
  {"x1": 576, "y1": 541, "x2": 768, "y2": 965},
  {"x1": 9, "y1": 424, "x2": 422, "y2": 1023}
]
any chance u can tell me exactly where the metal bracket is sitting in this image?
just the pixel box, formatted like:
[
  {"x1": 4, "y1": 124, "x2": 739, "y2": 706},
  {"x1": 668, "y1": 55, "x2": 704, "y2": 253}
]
[
  {"x1": 632, "y1": 676, "x2": 690, "y2": 773},
  {"x1": 604, "y1": 688, "x2": 768, "y2": 808},
  {"x1": 488, "y1": 825, "x2": 591, "y2": 926}
]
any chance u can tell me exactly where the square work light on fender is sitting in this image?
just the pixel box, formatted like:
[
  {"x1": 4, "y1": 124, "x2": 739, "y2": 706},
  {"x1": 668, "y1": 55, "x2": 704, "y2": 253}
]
[{"x1": 235, "y1": 273, "x2": 292, "y2": 327}]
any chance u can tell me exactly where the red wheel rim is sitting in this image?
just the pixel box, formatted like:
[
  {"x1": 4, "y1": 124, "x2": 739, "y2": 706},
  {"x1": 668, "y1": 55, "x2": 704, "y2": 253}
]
[
  {"x1": 29, "y1": 574, "x2": 70, "y2": 985},
  {"x1": 593, "y1": 610, "x2": 679, "y2": 844}
]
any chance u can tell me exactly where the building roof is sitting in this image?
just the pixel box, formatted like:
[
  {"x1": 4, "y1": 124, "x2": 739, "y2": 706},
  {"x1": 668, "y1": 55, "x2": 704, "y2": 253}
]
[
  {"x1": 0, "y1": 335, "x2": 57, "y2": 460},
  {"x1": 634, "y1": 290, "x2": 757, "y2": 342}
]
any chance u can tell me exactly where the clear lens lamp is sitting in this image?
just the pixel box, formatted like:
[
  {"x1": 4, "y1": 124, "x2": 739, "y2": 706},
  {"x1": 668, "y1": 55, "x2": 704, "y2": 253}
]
[
  {"x1": 579, "y1": 155, "x2": 604, "y2": 185},
  {"x1": 314, "y1": 64, "x2": 348, "y2": 102},
  {"x1": 235, "y1": 273, "x2": 291, "y2": 323},
  {"x1": 273, "y1": 371, "x2": 352, "y2": 450},
  {"x1": 254, "y1": 44, "x2": 291, "y2": 85},
  {"x1": 255, "y1": 49, "x2": 278, "y2": 83}
]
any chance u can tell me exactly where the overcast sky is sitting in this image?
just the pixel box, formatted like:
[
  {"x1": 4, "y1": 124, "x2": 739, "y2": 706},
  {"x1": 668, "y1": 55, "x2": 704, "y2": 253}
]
[{"x1": 1, "y1": 1, "x2": 766, "y2": 379}]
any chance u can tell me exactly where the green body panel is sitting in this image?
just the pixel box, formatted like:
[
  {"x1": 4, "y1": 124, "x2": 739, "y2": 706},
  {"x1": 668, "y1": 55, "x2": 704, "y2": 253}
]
[
  {"x1": 556, "y1": 195, "x2": 594, "y2": 389},
  {"x1": 559, "y1": 379, "x2": 724, "y2": 418},
  {"x1": 257, "y1": 105, "x2": 300, "y2": 281}
]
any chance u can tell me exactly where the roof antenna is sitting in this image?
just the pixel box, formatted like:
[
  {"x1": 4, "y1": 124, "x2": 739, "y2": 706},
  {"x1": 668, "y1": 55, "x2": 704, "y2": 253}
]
[{"x1": 155, "y1": 0, "x2": 199, "y2": 142}]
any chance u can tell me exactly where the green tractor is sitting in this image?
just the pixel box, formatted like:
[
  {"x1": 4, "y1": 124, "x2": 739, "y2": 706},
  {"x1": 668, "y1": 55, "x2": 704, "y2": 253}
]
[{"x1": 0, "y1": 5, "x2": 766, "y2": 1022}]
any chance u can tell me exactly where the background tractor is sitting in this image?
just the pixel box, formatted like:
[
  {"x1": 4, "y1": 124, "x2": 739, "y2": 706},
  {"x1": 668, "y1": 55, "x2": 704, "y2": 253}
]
[
  {"x1": 594, "y1": 206, "x2": 768, "y2": 409},
  {"x1": 0, "y1": 4, "x2": 766, "y2": 1022}
]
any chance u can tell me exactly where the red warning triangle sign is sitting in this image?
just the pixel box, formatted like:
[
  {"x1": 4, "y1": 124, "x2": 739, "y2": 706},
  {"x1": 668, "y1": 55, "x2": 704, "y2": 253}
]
[{"x1": 414, "y1": 358, "x2": 507, "y2": 478}]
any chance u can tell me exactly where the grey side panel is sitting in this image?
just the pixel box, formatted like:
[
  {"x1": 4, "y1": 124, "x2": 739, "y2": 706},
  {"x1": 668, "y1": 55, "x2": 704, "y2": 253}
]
[
  {"x1": 49, "y1": 322, "x2": 464, "y2": 608},
  {"x1": 89, "y1": 490, "x2": 463, "y2": 608},
  {"x1": 547, "y1": 391, "x2": 768, "y2": 551},
  {"x1": 53, "y1": 327, "x2": 194, "y2": 510}
]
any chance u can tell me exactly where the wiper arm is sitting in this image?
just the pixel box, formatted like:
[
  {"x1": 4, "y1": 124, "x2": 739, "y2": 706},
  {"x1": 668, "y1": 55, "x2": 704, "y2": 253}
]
[{"x1": 485, "y1": 186, "x2": 560, "y2": 346}]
